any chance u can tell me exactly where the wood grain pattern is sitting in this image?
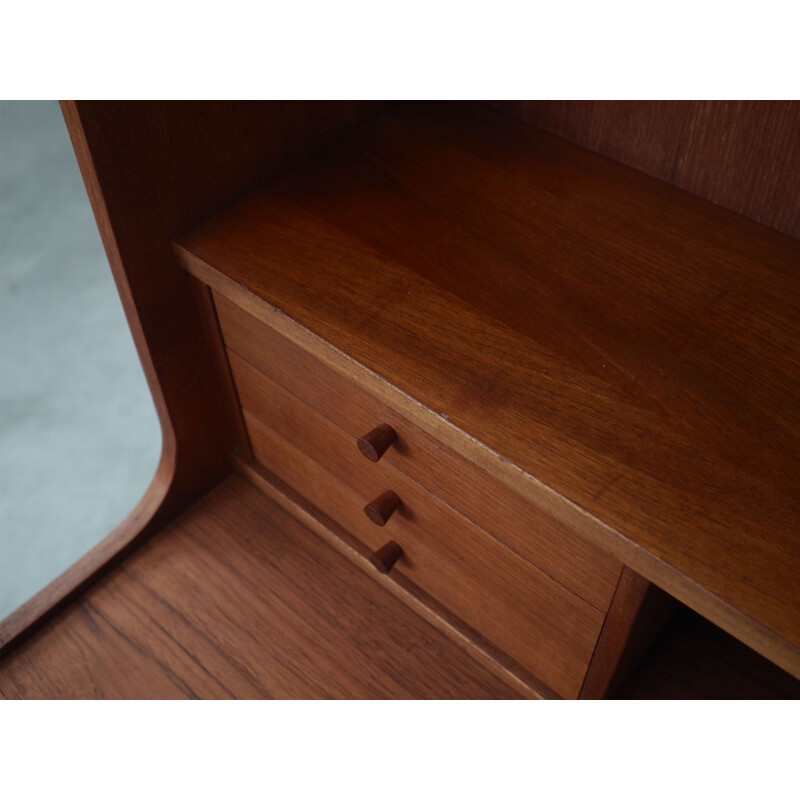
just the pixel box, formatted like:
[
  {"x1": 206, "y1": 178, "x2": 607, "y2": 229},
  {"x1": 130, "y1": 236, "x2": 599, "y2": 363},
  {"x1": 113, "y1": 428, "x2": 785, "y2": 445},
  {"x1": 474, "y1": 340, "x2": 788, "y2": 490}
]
[
  {"x1": 0, "y1": 476, "x2": 520, "y2": 699},
  {"x1": 230, "y1": 342, "x2": 615, "y2": 616},
  {"x1": 369, "y1": 540, "x2": 404, "y2": 574},
  {"x1": 357, "y1": 423, "x2": 397, "y2": 462},
  {"x1": 215, "y1": 293, "x2": 621, "y2": 612},
  {"x1": 363, "y1": 490, "x2": 402, "y2": 527},
  {"x1": 0, "y1": 101, "x2": 382, "y2": 654},
  {"x1": 490, "y1": 101, "x2": 800, "y2": 237},
  {"x1": 580, "y1": 567, "x2": 677, "y2": 699},
  {"x1": 175, "y1": 102, "x2": 800, "y2": 676},
  {"x1": 243, "y1": 407, "x2": 604, "y2": 699},
  {"x1": 191, "y1": 280, "x2": 254, "y2": 460},
  {"x1": 234, "y1": 456, "x2": 550, "y2": 698}
]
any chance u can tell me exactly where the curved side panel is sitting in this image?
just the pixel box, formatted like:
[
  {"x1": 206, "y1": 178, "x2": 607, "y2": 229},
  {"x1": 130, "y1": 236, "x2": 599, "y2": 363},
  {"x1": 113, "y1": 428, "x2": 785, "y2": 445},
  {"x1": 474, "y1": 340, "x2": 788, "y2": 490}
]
[{"x1": 0, "y1": 100, "x2": 381, "y2": 655}]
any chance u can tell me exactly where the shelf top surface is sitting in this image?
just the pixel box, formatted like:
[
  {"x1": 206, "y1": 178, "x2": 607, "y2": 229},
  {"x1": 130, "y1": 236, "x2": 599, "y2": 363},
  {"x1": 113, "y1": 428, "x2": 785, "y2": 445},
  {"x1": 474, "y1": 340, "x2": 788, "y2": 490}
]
[{"x1": 175, "y1": 102, "x2": 800, "y2": 669}]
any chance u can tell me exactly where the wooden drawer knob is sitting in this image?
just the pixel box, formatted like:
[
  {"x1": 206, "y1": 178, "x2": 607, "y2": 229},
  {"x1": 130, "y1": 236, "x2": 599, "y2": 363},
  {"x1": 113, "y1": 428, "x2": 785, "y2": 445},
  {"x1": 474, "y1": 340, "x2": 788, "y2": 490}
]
[
  {"x1": 357, "y1": 423, "x2": 397, "y2": 462},
  {"x1": 369, "y1": 540, "x2": 404, "y2": 574},
  {"x1": 363, "y1": 490, "x2": 400, "y2": 526}
]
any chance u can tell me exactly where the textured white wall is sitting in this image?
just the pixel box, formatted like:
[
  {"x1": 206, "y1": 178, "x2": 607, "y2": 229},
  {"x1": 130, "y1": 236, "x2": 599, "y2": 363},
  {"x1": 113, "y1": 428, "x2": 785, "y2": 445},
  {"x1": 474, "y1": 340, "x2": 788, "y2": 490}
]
[{"x1": 0, "y1": 101, "x2": 161, "y2": 620}]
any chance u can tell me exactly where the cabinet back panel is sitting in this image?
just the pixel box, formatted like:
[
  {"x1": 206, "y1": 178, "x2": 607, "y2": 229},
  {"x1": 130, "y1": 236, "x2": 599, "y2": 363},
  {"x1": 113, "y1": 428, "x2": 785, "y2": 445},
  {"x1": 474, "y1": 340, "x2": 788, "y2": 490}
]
[{"x1": 489, "y1": 100, "x2": 800, "y2": 237}]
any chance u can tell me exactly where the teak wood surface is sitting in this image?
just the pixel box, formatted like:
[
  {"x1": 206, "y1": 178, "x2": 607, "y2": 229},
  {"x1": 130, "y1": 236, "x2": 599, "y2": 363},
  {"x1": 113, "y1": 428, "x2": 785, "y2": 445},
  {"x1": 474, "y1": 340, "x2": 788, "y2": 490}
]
[
  {"x1": 4, "y1": 101, "x2": 798, "y2": 700},
  {"x1": 175, "y1": 102, "x2": 800, "y2": 676},
  {"x1": 580, "y1": 567, "x2": 677, "y2": 699},
  {"x1": 233, "y1": 457, "x2": 548, "y2": 698},
  {"x1": 490, "y1": 101, "x2": 800, "y2": 238},
  {"x1": 0, "y1": 476, "x2": 519, "y2": 699},
  {"x1": 237, "y1": 371, "x2": 603, "y2": 698},
  {"x1": 216, "y1": 293, "x2": 622, "y2": 612},
  {"x1": 0, "y1": 101, "x2": 382, "y2": 654}
]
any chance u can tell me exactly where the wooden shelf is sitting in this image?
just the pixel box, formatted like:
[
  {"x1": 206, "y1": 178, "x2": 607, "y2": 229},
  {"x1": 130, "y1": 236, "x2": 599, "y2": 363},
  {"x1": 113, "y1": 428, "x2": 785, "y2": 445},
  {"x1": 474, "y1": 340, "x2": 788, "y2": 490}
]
[
  {"x1": 617, "y1": 605, "x2": 800, "y2": 700},
  {"x1": 174, "y1": 102, "x2": 800, "y2": 677},
  {"x1": 0, "y1": 476, "x2": 521, "y2": 699}
]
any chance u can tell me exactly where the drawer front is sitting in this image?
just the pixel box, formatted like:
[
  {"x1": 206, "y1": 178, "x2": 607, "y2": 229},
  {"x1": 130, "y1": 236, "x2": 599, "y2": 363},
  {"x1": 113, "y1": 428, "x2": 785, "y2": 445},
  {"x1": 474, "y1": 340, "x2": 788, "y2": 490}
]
[
  {"x1": 215, "y1": 291, "x2": 621, "y2": 613},
  {"x1": 234, "y1": 355, "x2": 604, "y2": 698}
]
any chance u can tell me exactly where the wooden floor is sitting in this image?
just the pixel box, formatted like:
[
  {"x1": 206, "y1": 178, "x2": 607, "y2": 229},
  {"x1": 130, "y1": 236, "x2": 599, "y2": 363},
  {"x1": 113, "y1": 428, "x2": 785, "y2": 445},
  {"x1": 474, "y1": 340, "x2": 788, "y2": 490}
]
[{"x1": 0, "y1": 475, "x2": 520, "y2": 699}]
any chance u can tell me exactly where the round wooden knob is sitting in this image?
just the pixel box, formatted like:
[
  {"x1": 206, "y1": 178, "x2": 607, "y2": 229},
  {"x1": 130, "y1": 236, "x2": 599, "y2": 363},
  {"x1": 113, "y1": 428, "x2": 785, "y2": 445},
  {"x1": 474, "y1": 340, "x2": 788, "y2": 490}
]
[
  {"x1": 369, "y1": 541, "x2": 404, "y2": 574},
  {"x1": 363, "y1": 490, "x2": 400, "y2": 526},
  {"x1": 357, "y1": 423, "x2": 397, "y2": 462}
]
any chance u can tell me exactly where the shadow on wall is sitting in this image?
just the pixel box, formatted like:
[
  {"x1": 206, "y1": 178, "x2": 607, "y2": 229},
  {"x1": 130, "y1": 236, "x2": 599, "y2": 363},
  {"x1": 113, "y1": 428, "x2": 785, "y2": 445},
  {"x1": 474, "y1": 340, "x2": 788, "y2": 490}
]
[{"x1": 0, "y1": 101, "x2": 161, "y2": 620}]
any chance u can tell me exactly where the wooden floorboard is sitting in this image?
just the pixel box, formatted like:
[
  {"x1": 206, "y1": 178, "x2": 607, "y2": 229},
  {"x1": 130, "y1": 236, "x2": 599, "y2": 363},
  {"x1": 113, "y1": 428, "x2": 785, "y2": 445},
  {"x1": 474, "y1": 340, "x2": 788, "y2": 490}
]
[{"x1": 0, "y1": 476, "x2": 520, "y2": 699}]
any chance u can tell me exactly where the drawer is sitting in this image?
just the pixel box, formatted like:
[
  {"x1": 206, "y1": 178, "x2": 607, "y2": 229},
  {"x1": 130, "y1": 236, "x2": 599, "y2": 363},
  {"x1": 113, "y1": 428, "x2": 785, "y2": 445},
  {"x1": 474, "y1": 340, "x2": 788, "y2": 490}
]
[
  {"x1": 234, "y1": 355, "x2": 605, "y2": 698},
  {"x1": 215, "y1": 291, "x2": 621, "y2": 613}
]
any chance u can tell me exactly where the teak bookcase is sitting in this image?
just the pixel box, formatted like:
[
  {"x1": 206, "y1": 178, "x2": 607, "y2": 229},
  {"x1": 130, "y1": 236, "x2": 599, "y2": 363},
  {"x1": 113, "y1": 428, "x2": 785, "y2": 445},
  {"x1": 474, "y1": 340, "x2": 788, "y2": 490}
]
[{"x1": 1, "y1": 101, "x2": 799, "y2": 699}]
